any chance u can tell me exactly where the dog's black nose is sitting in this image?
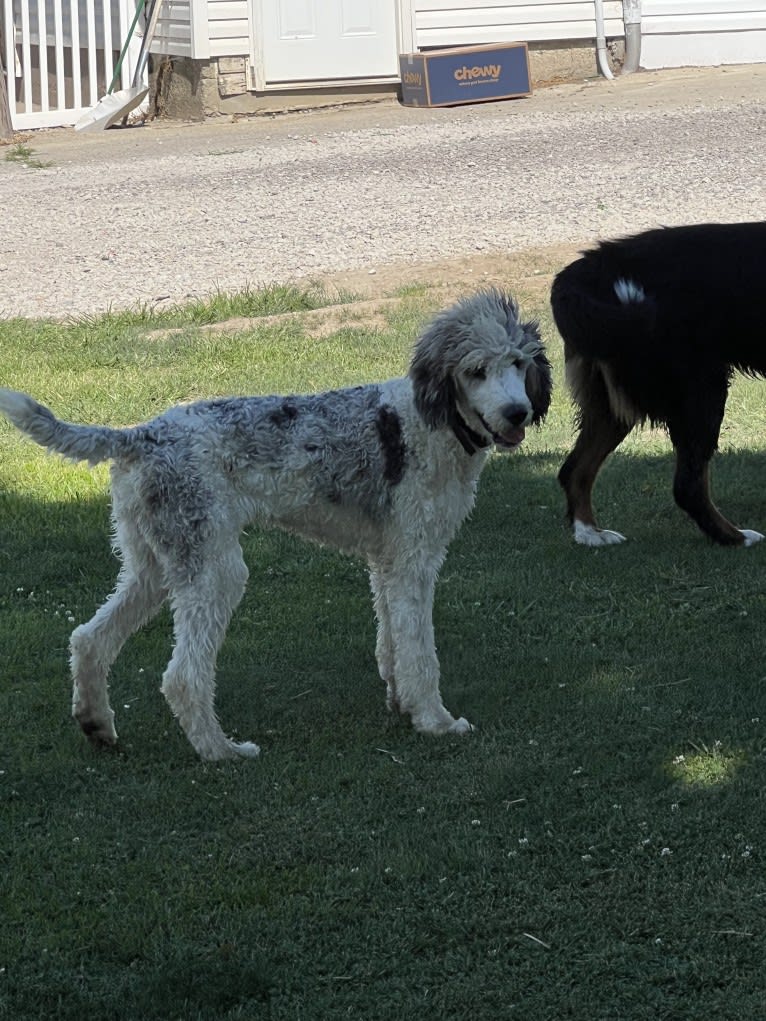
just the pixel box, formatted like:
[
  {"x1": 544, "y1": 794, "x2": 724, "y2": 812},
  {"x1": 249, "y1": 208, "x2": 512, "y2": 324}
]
[{"x1": 501, "y1": 404, "x2": 529, "y2": 427}]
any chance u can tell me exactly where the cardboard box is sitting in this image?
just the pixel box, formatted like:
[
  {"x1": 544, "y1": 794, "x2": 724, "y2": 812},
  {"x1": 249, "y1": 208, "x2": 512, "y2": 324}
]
[{"x1": 399, "y1": 43, "x2": 531, "y2": 108}]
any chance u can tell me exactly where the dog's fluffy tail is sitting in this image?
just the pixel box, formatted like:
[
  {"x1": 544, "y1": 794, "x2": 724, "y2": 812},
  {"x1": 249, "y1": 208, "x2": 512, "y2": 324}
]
[
  {"x1": 0, "y1": 389, "x2": 131, "y2": 465},
  {"x1": 551, "y1": 261, "x2": 657, "y2": 360}
]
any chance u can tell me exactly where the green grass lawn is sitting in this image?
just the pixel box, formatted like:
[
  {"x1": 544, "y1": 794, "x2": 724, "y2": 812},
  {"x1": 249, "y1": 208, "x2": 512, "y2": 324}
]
[{"x1": 1, "y1": 285, "x2": 765, "y2": 1020}]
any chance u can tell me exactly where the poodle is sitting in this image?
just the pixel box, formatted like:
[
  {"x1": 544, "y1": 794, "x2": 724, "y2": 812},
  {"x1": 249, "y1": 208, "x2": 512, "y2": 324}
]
[{"x1": 0, "y1": 290, "x2": 551, "y2": 759}]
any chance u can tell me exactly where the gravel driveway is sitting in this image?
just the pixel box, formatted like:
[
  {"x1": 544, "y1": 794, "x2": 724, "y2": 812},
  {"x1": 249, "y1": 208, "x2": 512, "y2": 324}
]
[{"x1": 2, "y1": 64, "x2": 764, "y2": 320}]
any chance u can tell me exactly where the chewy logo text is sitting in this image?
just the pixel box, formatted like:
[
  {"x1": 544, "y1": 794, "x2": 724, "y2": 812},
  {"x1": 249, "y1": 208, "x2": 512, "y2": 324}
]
[
  {"x1": 402, "y1": 70, "x2": 422, "y2": 87},
  {"x1": 454, "y1": 63, "x2": 501, "y2": 82}
]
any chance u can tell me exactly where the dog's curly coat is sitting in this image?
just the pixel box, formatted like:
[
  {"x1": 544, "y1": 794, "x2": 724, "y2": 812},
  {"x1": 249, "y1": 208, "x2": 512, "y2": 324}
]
[{"x1": 0, "y1": 291, "x2": 551, "y2": 760}]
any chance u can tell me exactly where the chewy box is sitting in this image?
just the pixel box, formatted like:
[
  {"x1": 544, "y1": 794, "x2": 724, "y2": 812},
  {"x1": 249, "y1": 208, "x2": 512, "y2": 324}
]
[{"x1": 399, "y1": 43, "x2": 531, "y2": 108}]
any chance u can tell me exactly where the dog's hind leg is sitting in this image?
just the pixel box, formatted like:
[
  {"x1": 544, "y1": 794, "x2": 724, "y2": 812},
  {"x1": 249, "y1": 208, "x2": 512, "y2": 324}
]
[
  {"x1": 559, "y1": 365, "x2": 632, "y2": 546},
  {"x1": 369, "y1": 568, "x2": 399, "y2": 713},
  {"x1": 378, "y1": 559, "x2": 472, "y2": 736},
  {"x1": 668, "y1": 403, "x2": 764, "y2": 547},
  {"x1": 70, "y1": 541, "x2": 167, "y2": 747},
  {"x1": 160, "y1": 543, "x2": 260, "y2": 761}
]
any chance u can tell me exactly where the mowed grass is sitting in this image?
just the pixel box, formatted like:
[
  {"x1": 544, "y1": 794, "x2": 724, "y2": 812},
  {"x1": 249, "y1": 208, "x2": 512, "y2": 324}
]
[{"x1": 1, "y1": 284, "x2": 766, "y2": 1020}]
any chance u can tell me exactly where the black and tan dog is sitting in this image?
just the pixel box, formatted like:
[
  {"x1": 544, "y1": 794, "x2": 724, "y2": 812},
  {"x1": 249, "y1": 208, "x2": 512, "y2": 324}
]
[{"x1": 552, "y1": 221, "x2": 766, "y2": 547}]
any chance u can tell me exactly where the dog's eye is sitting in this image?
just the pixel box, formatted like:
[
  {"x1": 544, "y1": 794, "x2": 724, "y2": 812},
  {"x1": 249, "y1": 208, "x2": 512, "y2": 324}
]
[{"x1": 466, "y1": 366, "x2": 487, "y2": 380}]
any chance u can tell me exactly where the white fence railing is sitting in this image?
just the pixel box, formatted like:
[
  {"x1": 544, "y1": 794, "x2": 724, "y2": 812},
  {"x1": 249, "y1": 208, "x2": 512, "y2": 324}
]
[{"x1": 2, "y1": 0, "x2": 139, "y2": 129}]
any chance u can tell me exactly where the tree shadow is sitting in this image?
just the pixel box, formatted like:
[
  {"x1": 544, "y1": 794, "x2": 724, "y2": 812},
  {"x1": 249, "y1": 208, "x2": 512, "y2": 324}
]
[
  {"x1": 2, "y1": 445, "x2": 765, "y2": 788},
  {"x1": 481, "y1": 444, "x2": 766, "y2": 546}
]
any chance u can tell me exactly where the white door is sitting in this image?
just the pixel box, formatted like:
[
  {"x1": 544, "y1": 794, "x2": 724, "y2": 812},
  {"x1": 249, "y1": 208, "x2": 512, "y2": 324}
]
[{"x1": 257, "y1": 0, "x2": 399, "y2": 84}]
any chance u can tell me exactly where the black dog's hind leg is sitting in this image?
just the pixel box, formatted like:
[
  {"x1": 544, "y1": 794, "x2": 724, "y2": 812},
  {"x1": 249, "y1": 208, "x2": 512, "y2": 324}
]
[
  {"x1": 559, "y1": 363, "x2": 633, "y2": 546},
  {"x1": 667, "y1": 379, "x2": 763, "y2": 547}
]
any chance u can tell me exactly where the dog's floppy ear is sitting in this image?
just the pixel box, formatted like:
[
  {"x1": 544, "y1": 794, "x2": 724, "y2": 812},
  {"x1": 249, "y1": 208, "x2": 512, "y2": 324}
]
[
  {"x1": 523, "y1": 321, "x2": 553, "y2": 424},
  {"x1": 410, "y1": 320, "x2": 457, "y2": 430}
]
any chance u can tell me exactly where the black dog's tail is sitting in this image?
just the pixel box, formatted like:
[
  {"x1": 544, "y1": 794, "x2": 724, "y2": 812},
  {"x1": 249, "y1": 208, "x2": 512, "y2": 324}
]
[{"x1": 551, "y1": 259, "x2": 658, "y2": 360}]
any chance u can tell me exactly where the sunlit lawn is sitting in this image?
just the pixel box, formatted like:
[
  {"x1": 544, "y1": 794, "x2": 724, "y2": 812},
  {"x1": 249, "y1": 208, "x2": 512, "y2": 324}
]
[{"x1": 1, "y1": 283, "x2": 765, "y2": 1019}]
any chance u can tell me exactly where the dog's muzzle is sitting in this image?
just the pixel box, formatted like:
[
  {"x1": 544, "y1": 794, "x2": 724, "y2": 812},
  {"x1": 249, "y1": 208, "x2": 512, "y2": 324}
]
[{"x1": 479, "y1": 404, "x2": 529, "y2": 450}]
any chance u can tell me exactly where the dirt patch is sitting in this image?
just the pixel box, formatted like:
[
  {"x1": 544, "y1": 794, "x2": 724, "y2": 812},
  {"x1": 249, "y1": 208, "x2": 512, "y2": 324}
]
[
  {"x1": 147, "y1": 243, "x2": 578, "y2": 339},
  {"x1": 318, "y1": 243, "x2": 580, "y2": 304},
  {"x1": 146, "y1": 296, "x2": 401, "y2": 340}
]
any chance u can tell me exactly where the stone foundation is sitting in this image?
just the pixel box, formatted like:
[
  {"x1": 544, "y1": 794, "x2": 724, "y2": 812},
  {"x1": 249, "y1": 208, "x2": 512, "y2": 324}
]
[{"x1": 154, "y1": 40, "x2": 625, "y2": 121}]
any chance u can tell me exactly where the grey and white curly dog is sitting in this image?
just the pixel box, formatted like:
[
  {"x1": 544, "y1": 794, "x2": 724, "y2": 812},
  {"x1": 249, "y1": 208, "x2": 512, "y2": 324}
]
[{"x1": 0, "y1": 290, "x2": 552, "y2": 760}]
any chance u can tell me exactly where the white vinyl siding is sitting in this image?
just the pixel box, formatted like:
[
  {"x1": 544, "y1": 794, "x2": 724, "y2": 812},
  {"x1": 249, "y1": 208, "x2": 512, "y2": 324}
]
[
  {"x1": 641, "y1": 0, "x2": 766, "y2": 66},
  {"x1": 414, "y1": 1, "x2": 625, "y2": 47},
  {"x1": 150, "y1": 0, "x2": 766, "y2": 83},
  {"x1": 150, "y1": 0, "x2": 210, "y2": 58},
  {"x1": 643, "y1": 0, "x2": 766, "y2": 31},
  {"x1": 207, "y1": 0, "x2": 248, "y2": 56}
]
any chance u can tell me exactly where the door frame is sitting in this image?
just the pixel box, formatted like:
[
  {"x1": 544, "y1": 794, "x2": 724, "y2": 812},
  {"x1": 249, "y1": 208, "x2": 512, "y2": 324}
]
[{"x1": 249, "y1": 0, "x2": 413, "y2": 91}]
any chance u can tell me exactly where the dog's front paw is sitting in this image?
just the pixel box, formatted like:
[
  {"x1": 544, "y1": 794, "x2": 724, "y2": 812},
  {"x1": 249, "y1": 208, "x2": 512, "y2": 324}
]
[
  {"x1": 574, "y1": 521, "x2": 627, "y2": 547},
  {"x1": 740, "y1": 529, "x2": 765, "y2": 547},
  {"x1": 416, "y1": 714, "x2": 475, "y2": 736},
  {"x1": 448, "y1": 716, "x2": 475, "y2": 735},
  {"x1": 215, "y1": 739, "x2": 261, "y2": 761},
  {"x1": 75, "y1": 709, "x2": 118, "y2": 747},
  {"x1": 195, "y1": 737, "x2": 261, "y2": 761},
  {"x1": 232, "y1": 740, "x2": 261, "y2": 758}
]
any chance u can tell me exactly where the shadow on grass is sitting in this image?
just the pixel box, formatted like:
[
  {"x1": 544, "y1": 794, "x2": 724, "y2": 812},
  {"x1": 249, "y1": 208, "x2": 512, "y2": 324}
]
[
  {"x1": 475, "y1": 445, "x2": 766, "y2": 784},
  {"x1": 481, "y1": 444, "x2": 766, "y2": 546},
  {"x1": 3, "y1": 440, "x2": 766, "y2": 708},
  {"x1": 5, "y1": 946, "x2": 278, "y2": 1021},
  {"x1": 3, "y1": 444, "x2": 766, "y2": 770},
  {"x1": 2, "y1": 448, "x2": 766, "y2": 1019}
]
